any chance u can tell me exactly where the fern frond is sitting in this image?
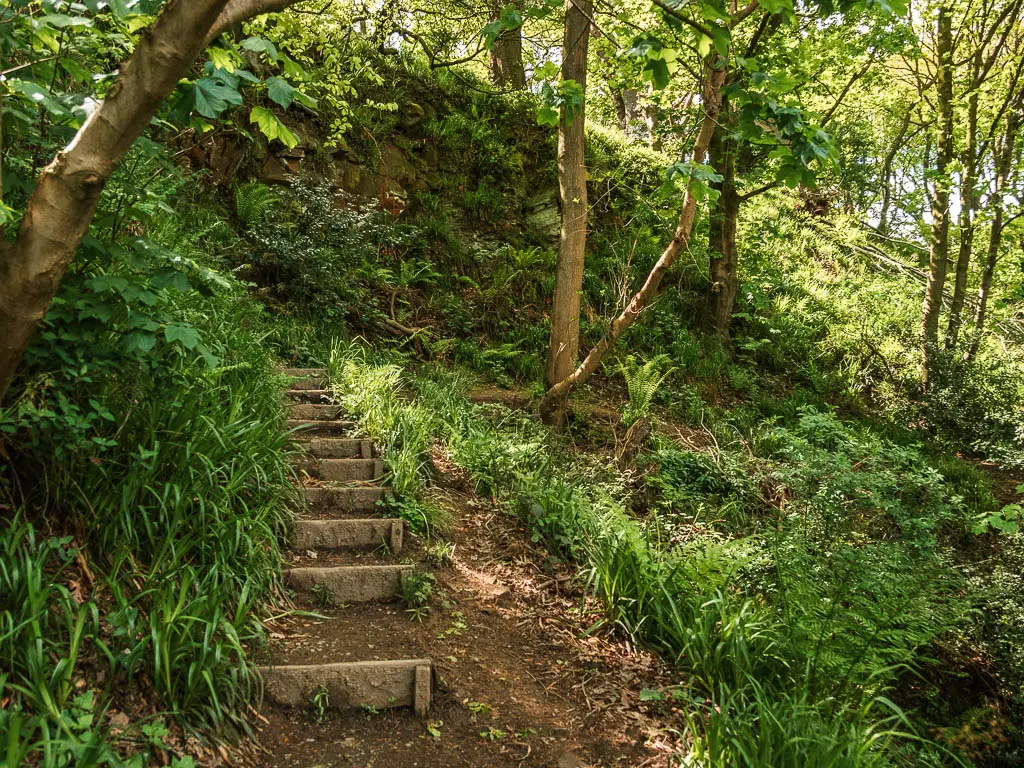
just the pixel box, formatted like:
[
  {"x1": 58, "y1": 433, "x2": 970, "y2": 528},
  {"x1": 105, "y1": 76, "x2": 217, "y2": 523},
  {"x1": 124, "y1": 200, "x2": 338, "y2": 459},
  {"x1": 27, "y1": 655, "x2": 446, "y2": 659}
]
[
  {"x1": 619, "y1": 353, "x2": 675, "y2": 426},
  {"x1": 233, "y1": 183, "x2": 279, "y2": 228}
]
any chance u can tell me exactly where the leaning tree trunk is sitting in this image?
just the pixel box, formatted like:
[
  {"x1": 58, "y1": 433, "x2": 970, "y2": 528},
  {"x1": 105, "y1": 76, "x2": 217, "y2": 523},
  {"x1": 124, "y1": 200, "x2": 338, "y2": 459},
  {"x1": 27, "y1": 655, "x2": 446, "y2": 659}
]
[
  {"x1": 703, "y1": 112, "x2": 740, "y2": 341},
  {"x1": 489, "y1": 0, "x2": 526, "y2": 88},
  {"x1": 945, "y1": 50, "x2": 981, "y2": 349},
  {"x1": 0, "y1": 0, "x2": 298, "y2": 400},
  {"x1": 539, "y1": 60, "x2": 727, "y2": 415},
  {"x1": 921, "y1": 5, "x2": 954, "y2": 389},
  {"x1": 968, "y1": 105, "x2": 1020, "y2": 361},
  {"x1": 541, "y1": 0, "x2": 592, "y2": 426}
]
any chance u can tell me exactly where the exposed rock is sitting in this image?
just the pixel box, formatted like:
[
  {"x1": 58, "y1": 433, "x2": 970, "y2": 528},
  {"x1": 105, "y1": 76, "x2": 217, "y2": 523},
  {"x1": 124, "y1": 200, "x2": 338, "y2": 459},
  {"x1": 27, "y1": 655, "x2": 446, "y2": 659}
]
[{"x1": 524, "y1": 188, "x2": 561, "y2": 241}]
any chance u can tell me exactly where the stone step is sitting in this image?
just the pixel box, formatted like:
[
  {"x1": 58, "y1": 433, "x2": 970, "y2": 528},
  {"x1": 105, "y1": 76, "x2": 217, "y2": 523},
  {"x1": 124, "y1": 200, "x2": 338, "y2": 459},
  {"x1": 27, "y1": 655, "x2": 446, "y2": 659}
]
[
  {"x1": 287, "y1": 419, "x2": 357, "y2": 437},
  {"x1": 286, "y1": 564, "x2": 413, "y2": 603},
  {"x1": 284, "y1": 368, "x2": 326, "y2": 376},
  {"x1": 260, "y1": 659, "x2": 432, "y2": 716},
  {"x1": 297, "y1": 437, "x2": 374, "y2": 459},
  {"x1": 293, "y1": 519, "x2": 404, "y2": 553},
  {"x1": 289, "y1": 403, "x2": 345, "y2": 421},
  {"x1": 287, "y1": 389, "x2": 332, "y2": 403},
  {"x1": 296, "y1": 458, "x2": 384, "y2": 482},
  {"x1": 303, "y1": 486, "x2": 392, "y2": 513},
  {"x1": 289, "y1": 376, "x2": 326, "y2": 391}
]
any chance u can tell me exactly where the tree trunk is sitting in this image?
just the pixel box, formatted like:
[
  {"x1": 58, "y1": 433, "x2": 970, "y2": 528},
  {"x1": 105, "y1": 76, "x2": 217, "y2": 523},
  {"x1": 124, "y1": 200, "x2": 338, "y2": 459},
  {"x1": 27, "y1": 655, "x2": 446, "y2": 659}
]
[
  {"x1": 613, "y1": 90, "x2": 627, "y2": 131},
  {"x1": 921, "y1": 6, "x2": 954, "y2": 388},
  {"x1": 968, "y1": 106, "x2": 1019, "y2": 360},
  {"x1": 878, "y1": 108, "x2": 912, "y2": 236},
  {"x1": 540, "y1": 0, "x2": 592, "y2": 426},
  {"x1": 539, "y1": 60, "x2": 727, "y2": 416},
  {"x1": 489, "y1": 1, "x2": 526, "y2": 89},
  {"x1": 945, "y1": 50, "x2": 981, "y2": 349},
  {"x1": 703, "y1": 114, "x2": 740, "y2": 341},
  {"x1": 621, "y1": 88, "x2": 639, "y2": 133},
  {"x1": 644, "y1": 101, "x2": 662, "y2": 152},
  {"x1": 0, "y1": 0, "x2": 298, "y2": 400}
]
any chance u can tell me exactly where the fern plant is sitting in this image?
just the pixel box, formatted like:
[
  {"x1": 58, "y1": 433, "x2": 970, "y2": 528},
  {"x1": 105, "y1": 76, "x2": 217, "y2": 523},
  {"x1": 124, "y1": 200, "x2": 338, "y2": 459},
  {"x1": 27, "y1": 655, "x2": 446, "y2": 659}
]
[
  {"x1": 233, "y1": 182, "x2": 279, "y2": 228},
  {"x1": 619, "y1": 354, "x2": 675, "y2": 426}
]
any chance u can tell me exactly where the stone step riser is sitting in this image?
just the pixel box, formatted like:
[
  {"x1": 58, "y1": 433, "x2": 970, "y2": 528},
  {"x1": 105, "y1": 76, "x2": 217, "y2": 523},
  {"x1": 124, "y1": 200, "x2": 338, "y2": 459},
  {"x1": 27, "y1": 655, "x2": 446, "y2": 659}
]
[
  {"x1": 286, "y1": 565, "x2": 413, "y2": 603},
  {"x1": 296, "y1": 458, "x2": 384, "y2": 482},
  {"x1": 287, "y1": 419, "x2": 357, "y2": 437},
  {"x1": 288, "y1": 378, "x2": 326, "y2": 391},
  {"x1": 287, "y1": 389, "x2": 332, "y2": 403},
  {"x1": 289, "y1": 404, "x2": 345, "y2": 421},
  {"x1": 303, "y1": 487, "x2": 391, "y2": 513},
  {"x1": 292, "y1": 519, "x2": 403, "y2": 553},
  {"x1": 260, "y1": 660, "x2": 432, "y2": 716},
  {"x1": 296, "y1": 438, "x2": 374, "y2": 459}
]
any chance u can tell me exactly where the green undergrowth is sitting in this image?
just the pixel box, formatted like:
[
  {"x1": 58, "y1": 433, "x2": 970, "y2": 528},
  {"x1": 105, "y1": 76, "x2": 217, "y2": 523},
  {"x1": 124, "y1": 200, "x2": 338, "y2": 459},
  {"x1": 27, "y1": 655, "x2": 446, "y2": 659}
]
[
  {"x1": 325, "y1": 342, "x2": 1021, "y2": 766},
  {"x1": 0, "y1": 179, "x2": 299, "y2": 765}
]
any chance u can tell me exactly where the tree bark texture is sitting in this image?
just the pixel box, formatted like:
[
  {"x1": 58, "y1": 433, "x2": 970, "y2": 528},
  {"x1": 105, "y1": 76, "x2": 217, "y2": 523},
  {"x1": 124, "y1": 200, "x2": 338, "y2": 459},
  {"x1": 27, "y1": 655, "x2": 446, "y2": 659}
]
[
  {"x1": 539, "y1": 60, "x2": 727, "y2": 416},
  {"x1": 703, "y1": 114, "x2": 740, "y2": 341},
  {"x1": 489, "y1": 0, "x2": 527, "y2": 89},
  {"x1": 969, "y1": 104, "x2": 1020, "y2": 360},
  {"x1": 540, "y1": 0, "x2": 592, "y2": 426},
  {"x1": 921, "y1": 6, "x2": 954, "y2": 387},
  {"x1": 945, "y1": 50, "x2": 981, "y2": 348},
  {"x1": 0, "y1": 0, "x2": 298, "y2": 400}
]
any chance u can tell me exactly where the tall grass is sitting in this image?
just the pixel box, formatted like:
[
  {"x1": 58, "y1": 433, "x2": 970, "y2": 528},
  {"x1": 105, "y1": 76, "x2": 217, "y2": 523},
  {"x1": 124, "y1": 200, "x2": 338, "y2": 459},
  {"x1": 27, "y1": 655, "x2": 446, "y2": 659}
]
[
  {"x1": 325, "y1": 345, "x2": 961, "y2": 766},
  {"x1": 0, "y1": 264, "x2": 298, "y2": 761}
]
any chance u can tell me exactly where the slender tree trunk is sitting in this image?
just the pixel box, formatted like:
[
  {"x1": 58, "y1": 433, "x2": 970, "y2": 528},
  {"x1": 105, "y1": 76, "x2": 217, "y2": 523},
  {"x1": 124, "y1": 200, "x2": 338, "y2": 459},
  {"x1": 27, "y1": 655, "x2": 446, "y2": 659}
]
[
  {"x1": 644, "y1": 101, "x2": 662, "y2": 151},
  {"x1": 921, "y1": 6, "x2": 954, "y2": 388},
  {"x1": 539, "y1": 60, "x2": 727, "y2": 415},
  {"x1": 613, "y1": 90, "x2": 627, "y2": 131},
  {"x1": 946, "y1": 51, "x2": 982, "y2": 349},
  {"x1": 968, "y1": 106, "x2": 1019, "y2": 360},
  {"x1": 489, "y1": 0, "x2": 526, "y2": 89},
  {"x1": 0, "y1": 0, "x2": 298, "y2": 400},
  {"x1": 703, "y1": 114, "x2": 740, "y2": 341},
  {"x1": 621, "y1": 88, "x2": 639, "y2": 133},
  {"x1": 541, "y1": 0, "x2": 591, "y2": 426},
  {"x1": 878, "y1": 108, "x2": 912, "y2": 236}
]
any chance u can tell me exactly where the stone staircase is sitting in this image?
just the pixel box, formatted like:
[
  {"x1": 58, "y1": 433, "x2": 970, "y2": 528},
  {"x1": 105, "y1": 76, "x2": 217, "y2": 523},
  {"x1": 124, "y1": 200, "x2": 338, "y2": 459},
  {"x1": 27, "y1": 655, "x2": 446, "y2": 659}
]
[{"x1": 259, "y1": 368, "x2": 433, "y2": 717}]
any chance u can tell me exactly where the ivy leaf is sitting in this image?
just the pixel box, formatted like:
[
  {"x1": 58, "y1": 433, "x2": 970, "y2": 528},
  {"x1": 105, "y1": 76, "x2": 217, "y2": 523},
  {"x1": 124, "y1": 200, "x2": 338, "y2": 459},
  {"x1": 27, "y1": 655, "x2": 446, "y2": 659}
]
[
  {"x1": 250, "y1": 106, "x2": 299, "y2": 148},
  {"x1": 266, "y1": 77, "x2": 295, "y2": 109}
]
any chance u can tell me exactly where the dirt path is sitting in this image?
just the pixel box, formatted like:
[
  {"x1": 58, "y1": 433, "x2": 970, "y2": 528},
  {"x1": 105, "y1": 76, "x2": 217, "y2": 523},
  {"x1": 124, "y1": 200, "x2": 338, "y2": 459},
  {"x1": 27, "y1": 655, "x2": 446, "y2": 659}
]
[{"x1": 251, "y1": 477, "x2": 684, "y2": 767}]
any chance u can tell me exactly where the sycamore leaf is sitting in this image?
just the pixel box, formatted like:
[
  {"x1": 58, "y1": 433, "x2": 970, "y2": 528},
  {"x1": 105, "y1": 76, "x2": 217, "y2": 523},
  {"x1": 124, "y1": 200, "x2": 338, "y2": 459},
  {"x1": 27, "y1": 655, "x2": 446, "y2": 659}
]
[
  {"x1": 208, "y1": 47, "x2": 238, "y2": 73},
  {"x1": 164, "y1": 323, "x2": 200, "y2": 350},
  {"x1": 193, "y1": 77, "x2": 243, "y2": 119},
  {"x1": 241, "y1": 36, "x2": 279, "y2": 61},
  {"x1": 250, "y1": 106, "x2": 299, "y2": 148},
  {"x1": 266, "y1": 77, "x2": 295, "y2": 109}
]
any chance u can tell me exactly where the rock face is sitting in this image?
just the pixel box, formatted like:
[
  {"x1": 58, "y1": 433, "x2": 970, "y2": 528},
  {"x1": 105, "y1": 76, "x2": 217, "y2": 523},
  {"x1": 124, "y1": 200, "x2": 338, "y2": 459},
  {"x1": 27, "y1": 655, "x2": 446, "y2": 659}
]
[{"x1": 524, "y1": 189, "x2": 561, "y2": 242}]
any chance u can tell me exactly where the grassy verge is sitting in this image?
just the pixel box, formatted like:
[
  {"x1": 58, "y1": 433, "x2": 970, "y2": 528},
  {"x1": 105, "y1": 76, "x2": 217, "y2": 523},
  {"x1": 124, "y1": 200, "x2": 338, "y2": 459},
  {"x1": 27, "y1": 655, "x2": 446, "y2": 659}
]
[
  {"x1": 0, "y1": 208, "x2": 298, "y2": 765},
  {"x1": 325, "y1": 343, "x2": 1020, "y2": 766}
]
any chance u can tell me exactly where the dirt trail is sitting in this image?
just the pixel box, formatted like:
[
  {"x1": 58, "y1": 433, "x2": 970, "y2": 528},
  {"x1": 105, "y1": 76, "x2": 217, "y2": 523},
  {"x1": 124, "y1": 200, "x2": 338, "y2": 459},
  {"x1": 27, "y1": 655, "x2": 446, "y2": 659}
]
[{"x1": 252, "y1": 480, "x2": 684, "y2": 767}]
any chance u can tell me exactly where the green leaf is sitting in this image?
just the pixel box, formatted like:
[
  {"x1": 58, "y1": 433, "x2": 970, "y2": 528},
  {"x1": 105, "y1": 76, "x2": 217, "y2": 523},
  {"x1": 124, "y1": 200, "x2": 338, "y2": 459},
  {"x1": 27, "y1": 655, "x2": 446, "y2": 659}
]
[
  {"x1": 250, "y1": 106, "x2": 299, "y2": 148},
  {"x1": 193, "y1": 77, "x2": 243, "y2": 119},
  {"x1": 266, "y1": 77, "x2": 295, "y2": 109},
  {"x1": 207, "y1": 47, "x2": 237, "y2": 73},
  {"x1": 164, "y1": 323, "x2": 200, "y2": 351},
  {"x1": 241, "y1": 36, "x2": 280, "y2": 61}
]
